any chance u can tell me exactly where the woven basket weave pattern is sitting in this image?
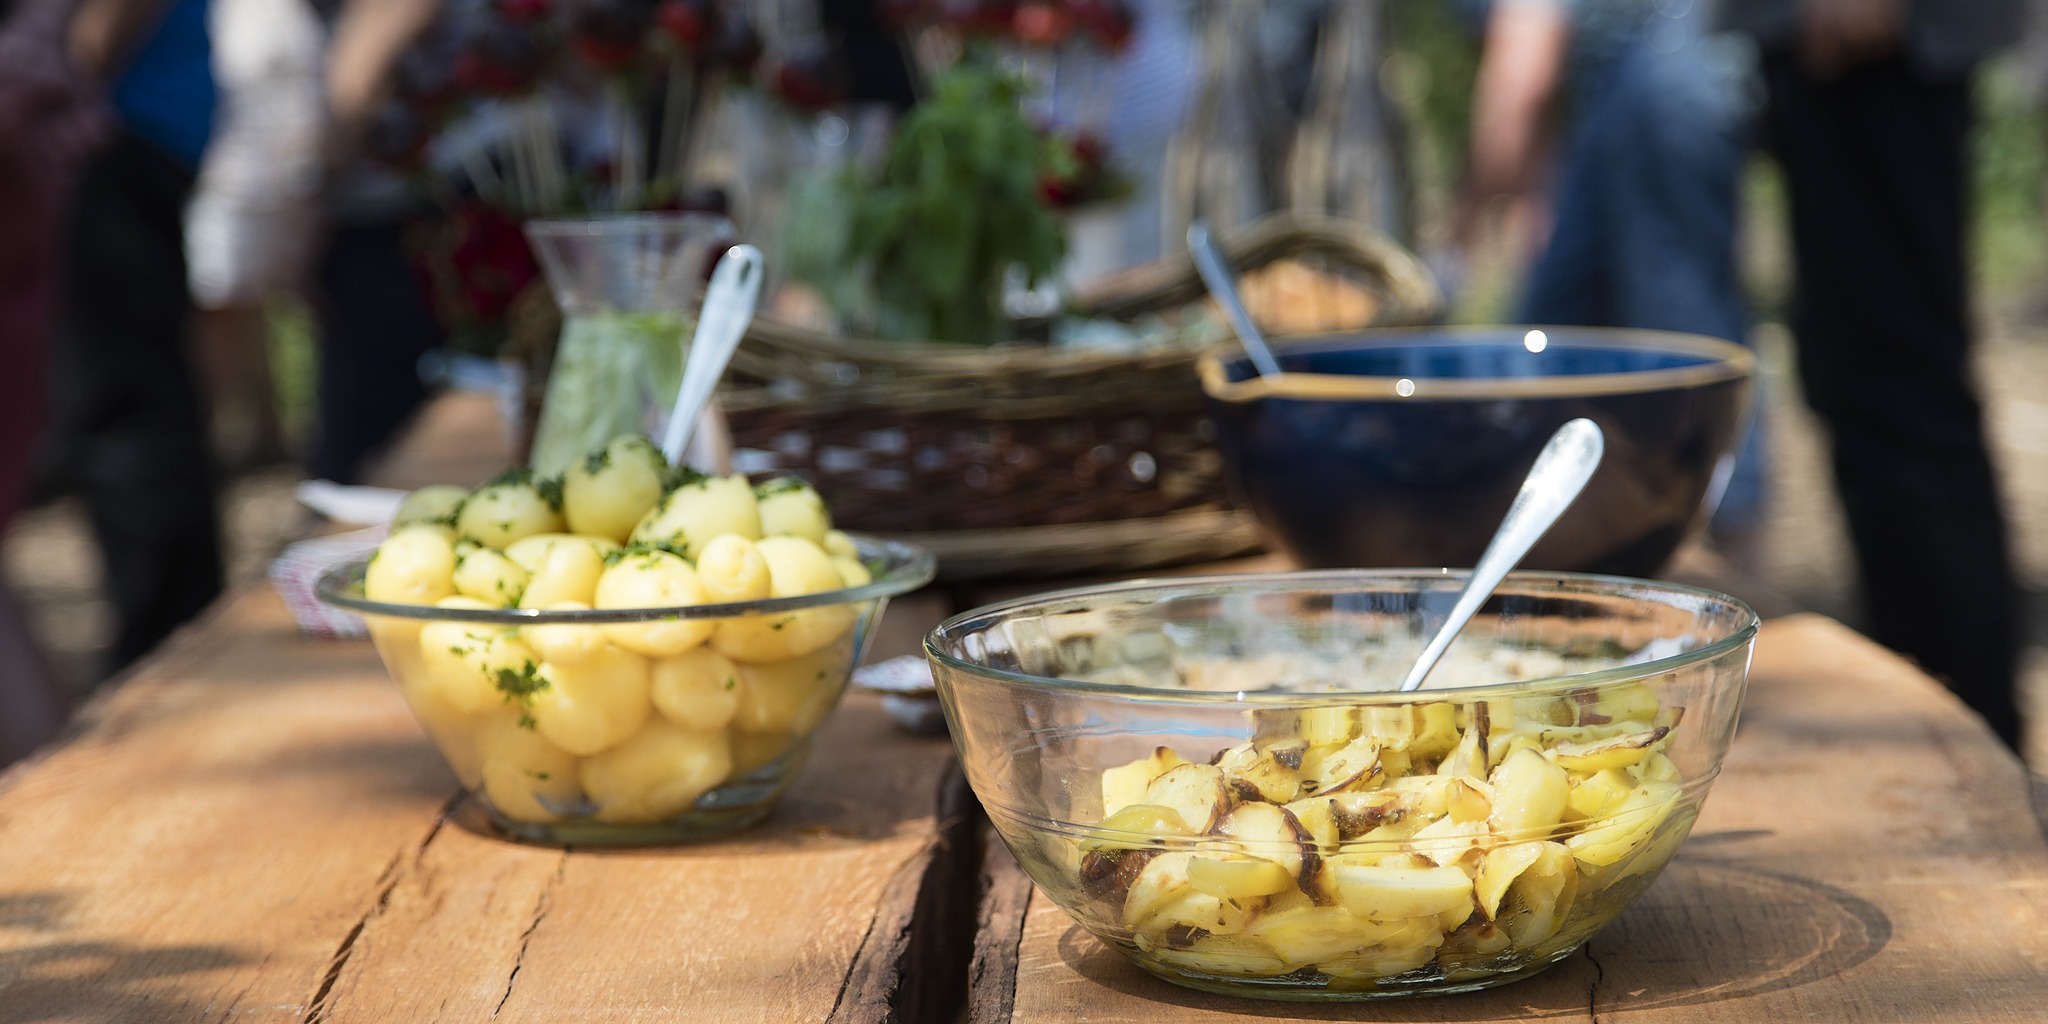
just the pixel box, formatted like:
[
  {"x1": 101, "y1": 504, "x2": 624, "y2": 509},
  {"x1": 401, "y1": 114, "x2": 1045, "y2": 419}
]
[
  {"x1": 727, "y1": 405, "x2": 1222, "y2": 531},
  {"x1": 721, "y1": 213, "x2": 1439, "y2": 533}
]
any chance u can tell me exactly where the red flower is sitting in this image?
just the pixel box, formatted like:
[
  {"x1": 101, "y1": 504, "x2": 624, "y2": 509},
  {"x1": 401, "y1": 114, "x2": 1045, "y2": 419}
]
[
  {"x1": 1013, "y1": 2, "x2": 1069, "y2": 46},
  {"x1": 656, "y1": 0, "x2": 717, "y2": 52},
  {"x1": 446, "y1": 203, "x2": 543, "y2": 326}
]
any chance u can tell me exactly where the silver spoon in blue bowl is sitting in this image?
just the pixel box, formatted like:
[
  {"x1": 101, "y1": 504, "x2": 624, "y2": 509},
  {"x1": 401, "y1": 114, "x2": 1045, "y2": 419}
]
[{"x1": 1187, "y1": 221, "x2": 1284, "y2": 379}]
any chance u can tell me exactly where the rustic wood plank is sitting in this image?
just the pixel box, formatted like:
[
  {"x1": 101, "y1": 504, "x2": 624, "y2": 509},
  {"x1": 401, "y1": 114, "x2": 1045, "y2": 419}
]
[
  {"x1": 976, "y1": 614, "x2": 2048, "y2": 1022},
  {"x1": 300, "y1": 689, "x2": 959, "y2": 1024},
  {"x1": 0, "y1": 581, "x2": 970, "y2": 1024},
  {"x1": 0, "y1": 588, "x2": 455, "y2": 1024},
  {"x1": 965, "y1": 833, "x2": 1034, "y2": 1024},
  {"x1": 828, "y1": 766, "x2": 982, "y2": 1024}
]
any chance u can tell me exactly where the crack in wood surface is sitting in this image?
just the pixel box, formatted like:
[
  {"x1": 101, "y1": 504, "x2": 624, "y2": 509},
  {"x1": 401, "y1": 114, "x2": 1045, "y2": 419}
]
[
  {"x1": 495, "y1": 853, "x2": 567, "y2": 1017},
  {"x1": 1585, "y1": 942, "x2": 1606, "y2": 1024},
  {"x1": 824, "y1": 842, "x2": 929, "y2": 1024},
  {"x1": 303, "y1": 793, "x2": 457, "y2": 1024},
  {"x1": 966, "y1": 838, "x2": 1032, "y2": 1024}
]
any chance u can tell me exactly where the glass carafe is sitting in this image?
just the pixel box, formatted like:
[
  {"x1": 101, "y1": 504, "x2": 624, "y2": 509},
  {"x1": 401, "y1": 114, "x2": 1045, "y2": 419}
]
[{"x1": 522, "y1": 213, "x2": 737, "y2": 476}]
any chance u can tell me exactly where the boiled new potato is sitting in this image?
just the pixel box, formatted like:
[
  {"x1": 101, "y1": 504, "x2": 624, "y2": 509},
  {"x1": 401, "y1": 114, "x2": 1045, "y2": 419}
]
[
  {"x1": 833, "y1": 557, "x2": 872, "y2": 588},
  {"x1": 475, "y1": 709, "x2": 582, "y2": 823},
  {"x1": 365, "y1": 523, "x2": 458, "y2": 605},
  {"x1": 455, "y1": 468, "x2": 566, "y2": 549},
  {"x1": 358, "y1": 439, "x2": 877, "y2": 837},
  {"x1": 504, "y1": 533, "x2": 619, "y2": 573},
  {"x1": 731, "y1": 640, "x2": 850, "y2": 735},
  {"x1": 393, "y1": 484, "x2": 467, "y2": 526},
  {"x1": 520, "y1": 536, "x2": 606, "y2": 608},
  {"x1": 594, "y1": 549, "x2": 716, "y2": 657},
  {"x1": 754, "y1": 477, "x2": 830, "y2": 543},
  {"x1": 821, "y1": 529, "x2": 858, "y2": 560},
  {"x1": 376, "y1": 619, "x2": 482, "y2": 788},
  {"x1": 562, "y1": 435, "x2": 668, "y2": 542},
  {"x1": 631, "y1": 472, "x2": 760, "y2": 559},
  {"x1": 710, "y1": 537, "x2": 856, "y2": 662},
  {"x1": 523, "y1": 601, "x2": 606, "y2": 665},
  {"x1": 579, "y1": 718, "x2": 733, "y2": 824},
  {"x1": 452, "y1": 544, "x2": 529, "y2": 607},
  {"x1": 695, "y1": 534, "x2": 771, "y2": 604},
  {"x1": 651, "y1": 646, "x2": 744, "y2": 731},
  {"x1": 416, "y1": 619, "x2": 538, "y2": 715},
  {"x1": 527, "y1": 646, "x2": 653, "y2": 756}
]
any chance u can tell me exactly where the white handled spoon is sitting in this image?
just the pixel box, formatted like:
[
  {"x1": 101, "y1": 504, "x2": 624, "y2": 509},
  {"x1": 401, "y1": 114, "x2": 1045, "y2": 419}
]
[
  {"x1": 1187, "y1": 221, "x2": 1284, "y2": 379},
  {"x1": 1397, "y1": 417, "x2": 1606, "y2": 692},
  {"x1": 661, "y1": 244, "x2": 764, "y2": 466}
]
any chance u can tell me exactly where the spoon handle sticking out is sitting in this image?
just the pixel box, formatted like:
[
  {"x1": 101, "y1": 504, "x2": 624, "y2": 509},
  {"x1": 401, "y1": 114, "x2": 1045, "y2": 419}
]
[
  {"x1": 1397, "y1": 417, "x2": 1606, "y2": 693},
  {"x1": 661, "y1": 244, "x2": 764, "y2": 467},
  {"x1": 1187, "y1": 222, "x2": 1284, "y2": 379}
]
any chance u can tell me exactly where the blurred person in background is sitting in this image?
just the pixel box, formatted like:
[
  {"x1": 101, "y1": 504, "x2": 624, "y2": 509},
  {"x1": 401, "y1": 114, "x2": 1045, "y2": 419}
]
[
  {"x1": 0, "y1": 0, "x2": 106, "y2": 761},
  {"x1": 184, "y1": 0, "x2": 323, "y2": 472},
  {"x1": 1456, "y1": 0, "x2": 1768, "y2": 550},
  {"x1": 39, "y1": 0, "x2": 222, "y2": 678},
  {"x1": 1720, "y1": 0, "x2": 2028, "y2": 751},
  {"x1": 305, "y1": 0, "x2": 447, "y2": 485}
]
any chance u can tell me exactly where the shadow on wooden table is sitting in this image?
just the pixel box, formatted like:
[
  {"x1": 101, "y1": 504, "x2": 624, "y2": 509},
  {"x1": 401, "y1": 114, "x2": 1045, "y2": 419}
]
[
  {"x1": 1042, "y1": 843, "x2": 1892, "y2": 1021},
  {"x1": 0, "y1": 891, "x2": 246, "y2": 1024}
]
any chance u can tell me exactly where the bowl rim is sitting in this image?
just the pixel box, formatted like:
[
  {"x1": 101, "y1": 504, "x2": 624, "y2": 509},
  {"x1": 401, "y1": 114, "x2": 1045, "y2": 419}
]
[
  {"x1": 1198, "y1": 325, "x2": 1757, "y2": 404},
  {"x1": 924, "y1": 568, "x2": 1759, "y2": 704},
  {"x1": 316, "y1": 533, "x2": 936, "y2": 623}
]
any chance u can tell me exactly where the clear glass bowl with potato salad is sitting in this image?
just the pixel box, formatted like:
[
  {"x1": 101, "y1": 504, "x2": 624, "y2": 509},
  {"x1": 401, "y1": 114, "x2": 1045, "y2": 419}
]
[
  {"x1": 318, "y1": 435, "x2": 935, "y2": 845},
  {"x1": 926, "y1": 571, "x2": 1755, "y2": 1000}
]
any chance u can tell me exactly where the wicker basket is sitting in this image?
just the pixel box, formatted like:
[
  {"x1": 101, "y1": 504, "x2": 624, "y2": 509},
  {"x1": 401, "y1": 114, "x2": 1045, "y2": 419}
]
[{"x1": 718, "y1": 212, "x2": 1439, "y2": 545}]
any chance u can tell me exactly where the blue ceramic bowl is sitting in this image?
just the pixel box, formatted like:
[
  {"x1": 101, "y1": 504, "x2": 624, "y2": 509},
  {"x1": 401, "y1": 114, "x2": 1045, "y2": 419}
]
[{"x1": 1199, "y1": 327, "x2": 1755, "y2": 576}]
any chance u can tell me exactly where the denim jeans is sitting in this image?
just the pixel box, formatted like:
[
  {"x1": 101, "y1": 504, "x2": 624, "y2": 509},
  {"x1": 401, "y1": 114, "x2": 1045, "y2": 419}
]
[{"x1": 1519, "y1": 26, "x2": 1768, "y2": 530}]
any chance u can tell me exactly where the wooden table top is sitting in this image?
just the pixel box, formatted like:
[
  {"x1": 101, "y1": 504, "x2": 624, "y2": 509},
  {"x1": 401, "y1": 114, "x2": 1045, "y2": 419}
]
[
  {"x1": 3, "y1": 392, "x2": 2042, "y2": 1022},
  {"x1": 0, "y1": 585, "x2": 970, "y2": 1023}
]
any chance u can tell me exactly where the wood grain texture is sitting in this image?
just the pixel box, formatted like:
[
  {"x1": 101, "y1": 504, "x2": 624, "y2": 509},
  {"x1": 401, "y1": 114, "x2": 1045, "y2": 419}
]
[
  {"x1": 973, "y1": 614, "x2": 2048, "y2": 1023},
  {"x1": 309, "y1": 692, "x2": 961, "y2": 1024},
  {"x1": 0, "y1": 589, "x2": 452, "y2": 1024},
  {"x1": 0, "y1": 583, "x2": 966, "y2": 1023}
]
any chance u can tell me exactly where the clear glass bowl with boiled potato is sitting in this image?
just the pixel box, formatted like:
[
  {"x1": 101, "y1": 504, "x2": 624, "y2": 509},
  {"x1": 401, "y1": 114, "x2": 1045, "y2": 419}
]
[
  {"x1": 317, "y1": 435, "x2": 935, "y2": 845},
  {"x1": 926, "y1": 570, "x2": 1755, "y2": 1000}
]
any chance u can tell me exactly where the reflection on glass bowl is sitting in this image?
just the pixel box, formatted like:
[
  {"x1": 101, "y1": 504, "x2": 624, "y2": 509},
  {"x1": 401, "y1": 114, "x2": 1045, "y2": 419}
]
[
  {"x1": 927, "y1": 570, "x2": 1756, "y2": 1000},
  {"x1": 320, "y1": 536, "x2": 933, "y2": 846}
]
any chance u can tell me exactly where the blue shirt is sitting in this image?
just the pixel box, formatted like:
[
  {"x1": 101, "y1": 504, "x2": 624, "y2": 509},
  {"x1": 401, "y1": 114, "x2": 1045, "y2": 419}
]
[{"x1": 112, "y1": 0, "x2": 217, "y2": 168}]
